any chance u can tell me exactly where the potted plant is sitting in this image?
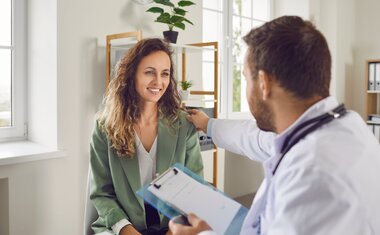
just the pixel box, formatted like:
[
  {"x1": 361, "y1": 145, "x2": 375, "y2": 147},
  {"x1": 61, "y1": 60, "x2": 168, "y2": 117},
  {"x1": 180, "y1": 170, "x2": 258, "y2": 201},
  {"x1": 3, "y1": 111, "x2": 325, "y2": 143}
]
[
  {"x1": 179, "y1": 80, "x2": 192, "y2": 100},
  {"x1": 146, "y1": 0, "x2": 195, "y2": 43}
]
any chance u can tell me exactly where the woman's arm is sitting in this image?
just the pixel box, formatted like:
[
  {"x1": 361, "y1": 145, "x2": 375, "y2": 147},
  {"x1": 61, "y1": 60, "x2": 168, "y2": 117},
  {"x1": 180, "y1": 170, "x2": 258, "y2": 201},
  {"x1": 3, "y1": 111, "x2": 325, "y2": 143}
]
[
  {"x1": 184, "y1": 121, "x2": 204, "y2": 177},
  {"x1": 90, "y1": 121, "x2": 132, "y2": 232}
]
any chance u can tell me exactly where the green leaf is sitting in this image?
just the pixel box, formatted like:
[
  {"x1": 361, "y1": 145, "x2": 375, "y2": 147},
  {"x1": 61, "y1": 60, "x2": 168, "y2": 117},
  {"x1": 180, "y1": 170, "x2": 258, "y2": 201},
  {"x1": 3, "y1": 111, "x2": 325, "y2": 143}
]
[
  {"x1": 173, "y1": 8, "x2": 186, "y2": 16},
  {"x1": 178, "y1": 0, "x2": 195, "y2": 7},
  {"x1": 182, "y1": 18, "x2": 193, "y2": 25},
  {"x1": 171, "y1": 15, "x2": 185, "y2": 23},
  {"x1": 146, "y1": 7, "x2": 164, "y2": 14},
  {"x1": 156, "y1": 12, "x2": 171, "y2": 24},
  {"x1": 154, "y1": 0, "x2": 175, "y2": 7},
  {"x1": 173, "y1": 22, "x2": 185, "y2": 30},
  {"x1": 180, "y1": 80, "x2": 192, "y2": 89}
]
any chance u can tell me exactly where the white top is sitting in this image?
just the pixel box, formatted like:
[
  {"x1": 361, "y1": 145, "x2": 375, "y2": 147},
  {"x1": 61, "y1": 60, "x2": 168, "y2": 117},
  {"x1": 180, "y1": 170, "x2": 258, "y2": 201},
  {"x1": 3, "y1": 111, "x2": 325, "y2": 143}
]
[
  {"x1": 136, "y1": 134, "x2": 158, "y2": 187},
  {"x1": 111, "y1": 134, "x2": 158, "y2": 235},
  {"x1": 201, "y1": 96, "x2": 380, "y2": 235}
]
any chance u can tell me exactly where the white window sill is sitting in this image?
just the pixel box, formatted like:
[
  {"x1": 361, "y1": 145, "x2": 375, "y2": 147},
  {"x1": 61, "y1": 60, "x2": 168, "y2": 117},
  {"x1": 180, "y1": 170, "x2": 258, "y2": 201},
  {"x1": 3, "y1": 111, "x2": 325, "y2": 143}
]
[{"x1": 0, "y1": 141, "x2": 66, "y2": 166}]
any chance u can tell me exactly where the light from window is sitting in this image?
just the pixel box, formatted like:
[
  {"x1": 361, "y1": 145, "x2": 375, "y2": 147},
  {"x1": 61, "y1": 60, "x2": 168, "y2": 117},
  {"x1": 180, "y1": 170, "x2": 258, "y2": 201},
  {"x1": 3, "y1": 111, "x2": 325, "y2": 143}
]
[
  {"x1": 202, "y1": 3, "x2": 224, "y2": 112},
  {"x1": 203, "y1": 0, "x2": 271, "y2": 115},
  {"x1": 232, "y1": 0, "x2": 270, "y2": 113},
  {"x1": 0, "y1": 0, "x2": 12, "y2": 128}
]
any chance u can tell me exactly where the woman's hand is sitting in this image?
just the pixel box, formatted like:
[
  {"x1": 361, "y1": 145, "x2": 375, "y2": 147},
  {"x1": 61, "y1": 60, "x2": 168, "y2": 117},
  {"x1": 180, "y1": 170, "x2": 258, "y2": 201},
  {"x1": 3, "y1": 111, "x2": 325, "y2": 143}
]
[{"x1": 120, "y1": 224, "x2": 142, "y2": 235}]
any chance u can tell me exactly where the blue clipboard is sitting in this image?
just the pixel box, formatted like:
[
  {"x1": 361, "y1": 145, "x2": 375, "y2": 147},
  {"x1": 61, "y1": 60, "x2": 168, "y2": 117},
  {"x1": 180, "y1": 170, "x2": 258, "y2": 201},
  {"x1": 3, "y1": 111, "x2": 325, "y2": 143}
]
[{"x1": 136, "y1": 163, "x2": 248, "y2": 234}]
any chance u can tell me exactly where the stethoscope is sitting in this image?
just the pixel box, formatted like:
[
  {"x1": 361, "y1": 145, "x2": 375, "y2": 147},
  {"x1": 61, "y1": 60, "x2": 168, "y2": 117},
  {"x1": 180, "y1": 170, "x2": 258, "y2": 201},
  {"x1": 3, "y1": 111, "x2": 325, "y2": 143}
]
[{"x1": 272, "y1": 104, "x2": 347, "y2": 175}]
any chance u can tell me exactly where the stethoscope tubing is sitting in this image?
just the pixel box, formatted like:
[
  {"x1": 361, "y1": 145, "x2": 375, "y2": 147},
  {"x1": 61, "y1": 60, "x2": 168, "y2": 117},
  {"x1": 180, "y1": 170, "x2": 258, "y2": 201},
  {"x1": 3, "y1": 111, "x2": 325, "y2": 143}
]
[{"x1": 272, "y1": 104, "x2": 347, "y2": 175}]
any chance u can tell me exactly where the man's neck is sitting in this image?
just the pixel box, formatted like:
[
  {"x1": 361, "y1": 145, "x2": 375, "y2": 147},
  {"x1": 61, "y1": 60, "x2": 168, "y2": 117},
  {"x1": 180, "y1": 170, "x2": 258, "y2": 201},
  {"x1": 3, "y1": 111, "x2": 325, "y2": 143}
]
[{"x1": 274, "y1": 95, "x2": 324, "y2": 134}]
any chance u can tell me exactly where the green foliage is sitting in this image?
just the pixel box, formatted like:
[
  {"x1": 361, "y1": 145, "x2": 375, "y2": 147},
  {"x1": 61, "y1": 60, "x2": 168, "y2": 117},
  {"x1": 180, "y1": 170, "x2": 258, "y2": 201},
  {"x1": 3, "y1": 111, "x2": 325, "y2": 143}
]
[
  {"x1": 233, "y1": 67, "x2": 241, "y2": 112},
  {"x1": 232, "y1": 0, "x2": 243, "y2": 112},
  {"x1": 146, "y1": 0, "x2": 195, "y2": 31},
  {"x1": 179, "y1": 80, "x2": 192, "y2": 90}
]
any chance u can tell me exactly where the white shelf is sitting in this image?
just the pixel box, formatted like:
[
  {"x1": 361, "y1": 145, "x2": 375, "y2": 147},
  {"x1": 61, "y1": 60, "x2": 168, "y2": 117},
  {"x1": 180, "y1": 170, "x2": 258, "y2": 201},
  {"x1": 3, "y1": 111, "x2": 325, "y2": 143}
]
[
  {"x1": 111, "y1": 41, "x2": 137, "y2": 49},
  {"x1": 111, "y1": 41, "x2": 217, "y2": 53},
  {"x1": 367, "y1": 120, "x2": 380, "y2": 125},
  {"x1": 367, "y1": 90, "x2": 380, "y2": 93},
  {"x1": 170, "y1": 43, "x2": 217, "y2": 53},
  {"x1": 182, "y1": 98, "x2": 217, "y2": 103},
  {"x1": 182, "y1": 98, "x2": 217, "y2": 108}
]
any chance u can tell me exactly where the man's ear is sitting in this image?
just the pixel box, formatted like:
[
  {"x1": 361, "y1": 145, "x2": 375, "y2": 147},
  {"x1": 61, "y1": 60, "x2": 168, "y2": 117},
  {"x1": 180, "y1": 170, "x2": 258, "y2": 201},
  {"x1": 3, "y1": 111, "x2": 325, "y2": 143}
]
[{"x1": 258, "y1": 70, "x2": 271, "y2": 100}]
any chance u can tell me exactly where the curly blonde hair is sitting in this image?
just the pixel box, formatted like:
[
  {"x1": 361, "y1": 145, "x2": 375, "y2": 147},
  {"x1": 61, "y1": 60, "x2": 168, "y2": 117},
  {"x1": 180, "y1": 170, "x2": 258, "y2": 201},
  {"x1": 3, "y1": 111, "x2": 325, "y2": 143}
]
[{"x1": 97, "y1": 38, "x2": 181, "y2": 157}]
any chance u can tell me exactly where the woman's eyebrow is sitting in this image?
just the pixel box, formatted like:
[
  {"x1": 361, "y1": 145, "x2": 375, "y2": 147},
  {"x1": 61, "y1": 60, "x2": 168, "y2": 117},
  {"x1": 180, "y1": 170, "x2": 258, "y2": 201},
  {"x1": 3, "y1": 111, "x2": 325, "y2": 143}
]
[{"x1": 144, "y1": 66, "x2": 156, "y2": 70}]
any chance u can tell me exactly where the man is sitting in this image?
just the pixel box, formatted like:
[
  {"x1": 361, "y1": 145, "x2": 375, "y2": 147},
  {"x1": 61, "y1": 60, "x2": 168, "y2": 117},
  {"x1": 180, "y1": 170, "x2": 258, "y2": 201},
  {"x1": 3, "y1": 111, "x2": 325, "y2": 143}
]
[{"x1": 169, "y1": 16, "x2": 380, "y2": 235}]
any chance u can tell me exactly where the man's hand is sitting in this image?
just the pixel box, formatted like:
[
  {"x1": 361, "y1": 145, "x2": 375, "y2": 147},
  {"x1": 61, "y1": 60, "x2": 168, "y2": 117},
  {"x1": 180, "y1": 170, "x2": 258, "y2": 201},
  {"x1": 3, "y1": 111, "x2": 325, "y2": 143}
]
[
  {"x1": 169, "y1": 213, "x2": 212, "y2": 235},
  {"x1": 186, "y1": 109, "x2": 210, "y2": 133},
  {"x1": 120, "y1": 224, "x2": 142, "y2": 235}
]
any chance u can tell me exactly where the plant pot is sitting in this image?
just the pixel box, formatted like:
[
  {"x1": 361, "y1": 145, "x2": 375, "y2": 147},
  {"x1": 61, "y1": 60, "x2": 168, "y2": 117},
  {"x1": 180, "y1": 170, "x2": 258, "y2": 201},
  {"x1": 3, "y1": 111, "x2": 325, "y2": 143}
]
[
  {"x1": 163, "y1": 30, "x2": 178, "y2": 43},
  {"x1": 179, "y1": 90, "x2": 190, "y2": 100}
]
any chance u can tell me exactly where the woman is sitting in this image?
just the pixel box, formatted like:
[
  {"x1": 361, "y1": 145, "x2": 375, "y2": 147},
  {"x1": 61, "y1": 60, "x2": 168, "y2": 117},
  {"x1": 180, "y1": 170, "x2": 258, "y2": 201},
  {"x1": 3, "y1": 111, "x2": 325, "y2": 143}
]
[{"x1": 90, "y1": 38, "x2": 203, "y2": 235}]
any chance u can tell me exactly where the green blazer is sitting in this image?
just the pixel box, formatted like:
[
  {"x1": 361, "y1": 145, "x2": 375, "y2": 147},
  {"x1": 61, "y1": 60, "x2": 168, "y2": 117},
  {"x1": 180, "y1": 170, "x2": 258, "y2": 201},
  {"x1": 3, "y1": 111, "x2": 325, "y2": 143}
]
[{"x1": 90, "y1": 111, "x2": 203, "y2": 233}]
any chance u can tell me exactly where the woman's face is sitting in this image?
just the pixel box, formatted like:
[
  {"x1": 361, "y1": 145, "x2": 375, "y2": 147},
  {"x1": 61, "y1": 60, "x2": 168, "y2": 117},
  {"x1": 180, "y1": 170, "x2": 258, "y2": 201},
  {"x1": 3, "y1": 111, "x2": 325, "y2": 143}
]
[{"x1": 135, "y1": 50, "x2": 171, "y2": 104}]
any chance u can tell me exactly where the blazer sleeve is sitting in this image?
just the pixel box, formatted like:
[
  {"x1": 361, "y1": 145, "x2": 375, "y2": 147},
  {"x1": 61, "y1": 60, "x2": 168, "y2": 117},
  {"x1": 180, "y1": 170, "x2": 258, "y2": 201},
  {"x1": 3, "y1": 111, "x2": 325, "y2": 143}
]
[
  {"x1": 184, "y1": 120, "x2": 204, "y2": 177},
  {"x1": 89, "y1": 121, "x2": 129, "y2": 230}
]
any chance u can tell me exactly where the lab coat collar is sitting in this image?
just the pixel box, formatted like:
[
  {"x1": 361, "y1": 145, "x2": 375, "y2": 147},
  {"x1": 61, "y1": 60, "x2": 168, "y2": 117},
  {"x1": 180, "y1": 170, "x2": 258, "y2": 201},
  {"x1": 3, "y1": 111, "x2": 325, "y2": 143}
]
[
  {"x1": 263, "y1": 96, "x2": 339, "y2": 177},
  {"x1": 274, "y1": 96, "x2": 339, "y2": 155}
]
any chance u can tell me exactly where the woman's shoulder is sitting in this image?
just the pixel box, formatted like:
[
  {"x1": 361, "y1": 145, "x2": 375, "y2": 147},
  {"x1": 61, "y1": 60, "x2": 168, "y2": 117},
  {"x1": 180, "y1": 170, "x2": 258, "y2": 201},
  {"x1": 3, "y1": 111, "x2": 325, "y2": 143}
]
[
  {"x1": 161, "y1": 110, "x2": 191, "y2": 127},
  {"x1": 92, "y1": 118, "x2": 108, "y2": 139},
  {"x1": 177, "y1": 109, "x2": 187, "y2": 118},
  {"x1": 177, "y1": 110, "x2": 191, "y2": 124}
]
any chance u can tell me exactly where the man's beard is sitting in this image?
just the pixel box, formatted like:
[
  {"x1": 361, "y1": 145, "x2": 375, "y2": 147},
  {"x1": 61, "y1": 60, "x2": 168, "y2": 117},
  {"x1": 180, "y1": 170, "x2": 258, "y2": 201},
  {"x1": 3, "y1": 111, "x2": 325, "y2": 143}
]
[{"x1": 249, "y1": 92, "x2": 276, "y2": 132}]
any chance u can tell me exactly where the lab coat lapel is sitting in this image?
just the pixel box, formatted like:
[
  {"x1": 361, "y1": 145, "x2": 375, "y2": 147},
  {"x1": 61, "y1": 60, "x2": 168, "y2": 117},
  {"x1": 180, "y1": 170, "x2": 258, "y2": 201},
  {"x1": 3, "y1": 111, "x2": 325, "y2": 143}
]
[
  {"x1": 156, "y1": 118, "x2": 179, "y2": 175},
  {"x1": 241, "y1": 179, "x2": 269, "y2": 234},
  {"x1": 119, "y1": 151, "x2": 144, "y2": 210}
]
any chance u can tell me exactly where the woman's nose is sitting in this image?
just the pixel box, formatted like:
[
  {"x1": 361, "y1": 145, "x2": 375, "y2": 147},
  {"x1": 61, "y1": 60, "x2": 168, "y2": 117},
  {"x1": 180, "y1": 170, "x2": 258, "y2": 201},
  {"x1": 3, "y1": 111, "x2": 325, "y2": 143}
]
[{"x1": 153, "y1": 74, "x2": 163, "y2": 85}]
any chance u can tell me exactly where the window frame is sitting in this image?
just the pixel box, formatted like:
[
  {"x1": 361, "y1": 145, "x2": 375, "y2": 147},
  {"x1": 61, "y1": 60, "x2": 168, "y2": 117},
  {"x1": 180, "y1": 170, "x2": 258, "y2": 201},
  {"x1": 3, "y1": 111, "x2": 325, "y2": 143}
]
[
  {"x1": 0, "y1": 0, "x2": 27, "y2": 142},
  {"x1": 202, "y1": 0, "x2": 273, "y2": 119}
]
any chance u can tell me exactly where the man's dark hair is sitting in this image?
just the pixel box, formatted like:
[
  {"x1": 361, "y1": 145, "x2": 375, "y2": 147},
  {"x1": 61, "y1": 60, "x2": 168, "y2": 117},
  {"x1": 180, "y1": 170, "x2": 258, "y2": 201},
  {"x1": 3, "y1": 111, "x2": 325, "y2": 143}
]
[{"x1": 243, "y1": 15, "x2": 331, "y2": 99}]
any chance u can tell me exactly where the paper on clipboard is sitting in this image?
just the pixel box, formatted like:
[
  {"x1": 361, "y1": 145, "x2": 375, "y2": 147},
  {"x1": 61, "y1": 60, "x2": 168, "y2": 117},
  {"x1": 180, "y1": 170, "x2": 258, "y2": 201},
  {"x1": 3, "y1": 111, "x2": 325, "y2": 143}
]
[{"x1": 148, "y1": 167, "x2": 241, "y2": 235}]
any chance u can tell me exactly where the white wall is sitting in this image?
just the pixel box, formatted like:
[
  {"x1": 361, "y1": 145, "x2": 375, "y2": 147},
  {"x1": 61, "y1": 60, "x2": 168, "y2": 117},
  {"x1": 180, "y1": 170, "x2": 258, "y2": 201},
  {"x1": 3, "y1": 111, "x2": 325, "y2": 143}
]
[
  {"x1": 312, "y1": 0, "x2": 380, "y2": 117},
  {"x1": 223, "y1": 153, "x2": 264, "y2": 198},
  {"x1": 0, "y1": 178, "x2": 9, "y2": 235},
  {"x1": 273, "y1": 0, "x2": 309, "y2": 19},
  {"x1": 352, "y1": 0, "x2": 380, "y2": 117},
  {"x1": 28, "y1": 0, "x2": 58, "y2": 147},
  {"x1": 314, "y1": 0, "x2": 356, "y2": 108},
  {"x1": 0, "y1": 0, "x2": 203, "y2": 234}
]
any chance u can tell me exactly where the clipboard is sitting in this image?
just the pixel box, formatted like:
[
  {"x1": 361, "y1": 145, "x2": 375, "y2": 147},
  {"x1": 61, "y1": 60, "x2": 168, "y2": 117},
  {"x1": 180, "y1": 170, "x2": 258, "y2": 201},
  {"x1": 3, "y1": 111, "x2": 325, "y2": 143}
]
[{"x1": 136, "y1": 163, "x2": 248, "y2": 235}]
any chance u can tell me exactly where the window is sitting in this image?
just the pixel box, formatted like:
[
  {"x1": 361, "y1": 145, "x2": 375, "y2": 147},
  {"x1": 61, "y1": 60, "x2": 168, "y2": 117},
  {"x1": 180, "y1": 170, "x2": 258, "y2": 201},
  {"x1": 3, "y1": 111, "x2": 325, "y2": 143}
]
[
  {"x1": 203, "y1": 0, "x2": 271, "y2": 117},
  {"x1": 0, "y1": 0, "x2": 26, "y2": 141},
  {"x1": 0, "y1": 0, "x2": 12, "y2": 128}
]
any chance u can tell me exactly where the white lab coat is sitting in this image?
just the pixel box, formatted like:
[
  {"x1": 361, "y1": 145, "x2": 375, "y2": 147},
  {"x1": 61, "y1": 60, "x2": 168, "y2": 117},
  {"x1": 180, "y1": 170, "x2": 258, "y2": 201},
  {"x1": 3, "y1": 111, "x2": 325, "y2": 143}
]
[{"x1": 199, "y1": 97, "x2": 380, "y2": 235}]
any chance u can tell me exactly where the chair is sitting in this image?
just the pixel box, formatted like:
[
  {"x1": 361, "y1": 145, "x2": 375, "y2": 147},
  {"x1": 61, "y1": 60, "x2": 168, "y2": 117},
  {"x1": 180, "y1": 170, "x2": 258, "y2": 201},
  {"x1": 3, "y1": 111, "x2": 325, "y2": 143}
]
[{"x1": 83, "y1": 167, "x2": 98, "y2": 235}]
